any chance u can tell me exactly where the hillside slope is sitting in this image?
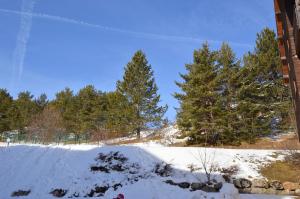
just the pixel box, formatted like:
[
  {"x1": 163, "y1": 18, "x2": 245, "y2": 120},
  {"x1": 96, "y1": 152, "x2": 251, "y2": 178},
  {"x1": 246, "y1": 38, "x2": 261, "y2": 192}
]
[{"x1": 0, "y1": 143, "x2": 295, "y2": 199}]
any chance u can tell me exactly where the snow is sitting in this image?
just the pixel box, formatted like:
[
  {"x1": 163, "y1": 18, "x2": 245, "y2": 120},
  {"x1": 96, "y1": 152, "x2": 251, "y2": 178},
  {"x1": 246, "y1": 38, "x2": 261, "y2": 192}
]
[{"x1": 0, "y1": 143, "x2": 294, "y2": 199}]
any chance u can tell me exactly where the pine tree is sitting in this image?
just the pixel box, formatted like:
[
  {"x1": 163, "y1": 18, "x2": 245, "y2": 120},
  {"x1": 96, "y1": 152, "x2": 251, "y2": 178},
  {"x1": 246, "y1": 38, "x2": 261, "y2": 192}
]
[
  {"x1": 77, "y1": 85, "x2": 101, "y2": 134},
  {"x1": 105, "y1": 91, "x2": 133, "y2": 135},
  {"x1": 175, "y1": 43, "x2": 221, "y2": 145},
  {"x1": 237, "y1": 28, "x2": 291, "y2": 142},
  {"x1": 8, "y1": 91, "x2": 37, "y2": 132},
  {"x1": 35, "y1": 93, "x2": 48, "y2": 112},
  {"x1": 117, "y1": 50, "x2": 167, "y2": 139},
  {"x1": 0, "y1": 89, "x2": 13, "y2": 133},
  {"x1": 216, "y1": 43, "x2": 241, "y2": 144},
  {"x1": 53, "y1": 88, "x2": 80, "y2": 136}
]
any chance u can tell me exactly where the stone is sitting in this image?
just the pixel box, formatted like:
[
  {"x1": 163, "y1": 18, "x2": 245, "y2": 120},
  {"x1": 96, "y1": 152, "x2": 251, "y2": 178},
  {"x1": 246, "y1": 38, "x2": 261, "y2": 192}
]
[
  {"x1": 270, "y1": 180, "x2": 284, "y2": 190},
  {"x1": 190, "y1": 182, "x2": 205, "y2": 191},
  {"x1": 201, "y1": 182, "x2": 223, "y2": 192},
  {"x1": 295, "y1": 189, "x2": 300, "y2": 195},
  {"x1": 213, "y1": 182, "x2": 223, "y2": 191},
  {"x1": 112, "y1": 183, "x2": 122, "y2": 191},
  {"x1": 283, "y1": 181, "x2": 300, "y2": 191},
  {"x1": 177, "y1": 182, "x2": 190, "y2": 189},
  {"x1": 111, "y1": 164, "x2": 125, "y2": 172},
  {"x1": 233, "y1": 178, "x2": 252, "y2": 189},
  {"x1": 94, "y1": 186, "x2": 109, "y2": 194},
  {"x1": 11, "y1": 190, "x2": 31, "y2": 197},
  {"x1": 90, "y1": 166, "x2": 110, "y2": 173},
  {"x1": 50, "y1": 189, "x2": 67, "y2": 198},
  {"x1": 252, "y1": 179, "x2": 269, "y2": 189},
  {"x1": 165, "y1": 180, "x2": 177, "y2": 186}
]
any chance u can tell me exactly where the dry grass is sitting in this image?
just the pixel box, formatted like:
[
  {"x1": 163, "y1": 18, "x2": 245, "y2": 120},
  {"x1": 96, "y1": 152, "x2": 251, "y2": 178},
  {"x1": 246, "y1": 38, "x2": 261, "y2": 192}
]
[
  {"x1": 108, "y1": 135, "x2": 162, "y2": 145},
  {"x1": 260, "y1": 161, "x2": 300, "y2": 183},
  {"x1": 181, "y1": 133, "x2": 300, "y2": 150}
]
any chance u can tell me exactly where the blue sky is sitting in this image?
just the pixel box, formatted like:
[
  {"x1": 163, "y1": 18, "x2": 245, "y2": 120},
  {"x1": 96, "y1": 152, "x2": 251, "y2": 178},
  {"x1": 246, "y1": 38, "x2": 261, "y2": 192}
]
[{"x1": 0, "y1": 0, "x2": 276, "y2": 120}]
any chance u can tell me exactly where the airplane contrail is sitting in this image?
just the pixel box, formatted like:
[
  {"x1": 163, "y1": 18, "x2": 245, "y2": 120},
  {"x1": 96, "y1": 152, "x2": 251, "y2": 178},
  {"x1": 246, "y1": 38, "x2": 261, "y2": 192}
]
[
  {"x1": 0, "y1": 7, "x2": 252, "y2": 48},
  {"x1": 10, "y1": 0, "x2": 35, "y2": 87}
]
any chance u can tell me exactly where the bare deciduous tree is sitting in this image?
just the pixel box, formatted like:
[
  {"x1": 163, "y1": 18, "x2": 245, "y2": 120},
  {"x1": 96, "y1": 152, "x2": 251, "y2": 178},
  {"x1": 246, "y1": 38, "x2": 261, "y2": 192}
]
[
  {"x1": 194, "y1": 148, "x2": 219, "y2": 183},
  {"x1": 28, "y1": 106, "x2": 65, "y2": 144}
]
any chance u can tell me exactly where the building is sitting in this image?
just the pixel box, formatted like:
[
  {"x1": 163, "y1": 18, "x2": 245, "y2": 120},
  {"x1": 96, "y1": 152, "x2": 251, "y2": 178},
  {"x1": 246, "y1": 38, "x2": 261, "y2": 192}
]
[{"x1": 274, "y1": 0, "x2": 300, "y2": 140}]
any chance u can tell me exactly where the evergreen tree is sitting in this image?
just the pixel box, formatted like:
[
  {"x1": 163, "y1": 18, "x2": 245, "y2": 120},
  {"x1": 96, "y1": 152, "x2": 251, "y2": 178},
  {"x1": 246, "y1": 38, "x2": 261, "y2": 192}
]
[
  {"x1": 216, "y1": 43, "x2": 241, "y2": 144},
  {"x1": 106, "y1": 91, "x2": 133, "y2": 135},
  {"x1": 0, "y1": 89, "x2": 13, "y2": 133},
  {"x1": 8, "y1": 91, "x2": 37, "y2": 131},
  {"x1": 117, "y1": 50, "x2": 167, "y2": 139},
  {"x1": 77, "y1": 85, "x2": 101, "y2": 133},
  {"x1": 175, "y1": 43, "x2": 221, "y2": 145},
  {"x1": 237, "y1": 28, "x2": 291, "y2": 142},
  {"x1": 35, "y1": 93, "x2": 48, "y2": 112},
  {"x1": 53, "y1": 88, "x2": 79, "y2": 135}
]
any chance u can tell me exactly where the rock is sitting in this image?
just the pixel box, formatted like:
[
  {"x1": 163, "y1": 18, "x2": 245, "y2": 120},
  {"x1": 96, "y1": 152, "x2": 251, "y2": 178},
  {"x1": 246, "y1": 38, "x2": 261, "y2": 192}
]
[
  {"x1": 283, "y1": 181, "x2": 300, "y2": 191},
  {"x1": 177, "y1": 182, "x2": 190, "y2": 189},
  {"x1": 201, "y1": 182, "x2": 223, "y2": 192},
  {"x1": 270, "y1": 180, "x2": 284, "y2": 190},
  {"x1": 295, "y1": 189, "x2": 300, "y2": 195},
  {"x1": 50, "y1": 189, "x2": 67, "y2": 198},
  {"x1": 233, "y1": 178, "x2": 252, "y2": 189},
  {"x1": 112, "y1": 183, "x2": 122, "y2": 191},
  {"x1": 94, "y1": 186, "x2": 109, "y2": 194},
  {"x1": 111, "y1": 164, "x2": 125, "y2": 172},
  {"x1": 154, "y1": 162, "x2": 172, "y2": 177},
  {"x1": 252, "y1": 179, "x2": 269, "y2": 189},
  {"x1": 190, "y1": 182, "x2": 205, "y2": 191},
  {"x1": 11, "y1": 190, "x2": 31, "y2": 197},
  {"x1": 86, "y1": 189, "x2": 95, "y2": 197},
  {"x1": 90, "y1": 166, "x2": 110, "y2": 173},
  {"x1": 165, "y1": 180, "x2": 177, "y2": 186}
]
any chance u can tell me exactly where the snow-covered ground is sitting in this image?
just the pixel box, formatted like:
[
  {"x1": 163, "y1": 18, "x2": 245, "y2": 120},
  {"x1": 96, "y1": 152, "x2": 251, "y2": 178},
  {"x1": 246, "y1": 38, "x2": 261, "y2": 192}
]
[{"x1": 0, "y1": 143, "x2": 295, "y2": 199}]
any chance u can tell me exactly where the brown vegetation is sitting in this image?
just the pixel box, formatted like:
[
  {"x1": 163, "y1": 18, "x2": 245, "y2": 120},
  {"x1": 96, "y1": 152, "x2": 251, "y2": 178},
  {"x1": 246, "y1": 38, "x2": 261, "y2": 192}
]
[{"x1": 27, "y1": 106, "x2": 65, "y2": 143}]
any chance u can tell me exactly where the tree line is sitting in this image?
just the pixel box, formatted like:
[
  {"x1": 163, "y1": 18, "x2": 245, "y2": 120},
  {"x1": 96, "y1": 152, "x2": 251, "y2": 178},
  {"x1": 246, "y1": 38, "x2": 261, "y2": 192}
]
[
  {"x1": 0, "y1": 28, "x2": 293, "y2": 145},
  {"x1": 0, "y1": 50, "x2": 167, "y2": 143}
]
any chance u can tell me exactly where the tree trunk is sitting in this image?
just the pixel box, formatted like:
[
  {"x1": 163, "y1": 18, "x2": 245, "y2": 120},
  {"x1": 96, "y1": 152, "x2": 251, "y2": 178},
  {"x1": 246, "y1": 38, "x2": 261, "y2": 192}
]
[{"x1": 137, "y1": 128, "x2": 141, "y2": 139}]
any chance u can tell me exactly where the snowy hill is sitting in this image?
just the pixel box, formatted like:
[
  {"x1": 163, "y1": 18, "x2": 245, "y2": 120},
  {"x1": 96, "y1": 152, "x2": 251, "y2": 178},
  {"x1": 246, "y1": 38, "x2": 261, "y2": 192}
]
[{"x1": 0, "y1": 143, "x2": 295, "y2": 199}]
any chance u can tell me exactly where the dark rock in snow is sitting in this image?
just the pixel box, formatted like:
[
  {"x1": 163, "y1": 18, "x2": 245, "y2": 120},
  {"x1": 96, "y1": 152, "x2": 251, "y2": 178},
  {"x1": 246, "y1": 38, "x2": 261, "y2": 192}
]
[
  {"x1": 165, "y1": 180, "x2": 178, "y2": 186},
  {"x1": 190, "y1": 182, "x2": 205, "y2": 191},
  {"x1": 177, "y1": 182, "x2": 190, "y2": 189},
  {"x1": 90, "y1": 166, "x2": 110, "y2": 173},
  {"x1": 201, "y1": 181, "x2": 223, "y2": 192},
  {"x1": 233, "y1": 178, "x2": 252, "y2": 189},
  {"x1": 112, "y1": 183, "x2": 122, "y2": 191},
  {"x1": 111, "y1": 164, "x2": 125, "y2": 172},
  {"x1": 154, "y1": 162, "x2": 172, "y2": 177},
  {"x1": 94, "y1": 186, "x2": 109, "y2": 194},
  {"x1": 11, "y1": 190, "x2": 31, "y2": 197},
  {"x1": 50, "y1": 189, "x2": 67, "y2": 198}
]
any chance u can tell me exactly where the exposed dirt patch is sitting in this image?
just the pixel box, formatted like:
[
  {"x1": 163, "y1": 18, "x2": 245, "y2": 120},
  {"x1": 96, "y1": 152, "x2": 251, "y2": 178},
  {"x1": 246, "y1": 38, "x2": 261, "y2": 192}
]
[{"x1": 260, "y1": 161, "x2": 300, "y2": 183}]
